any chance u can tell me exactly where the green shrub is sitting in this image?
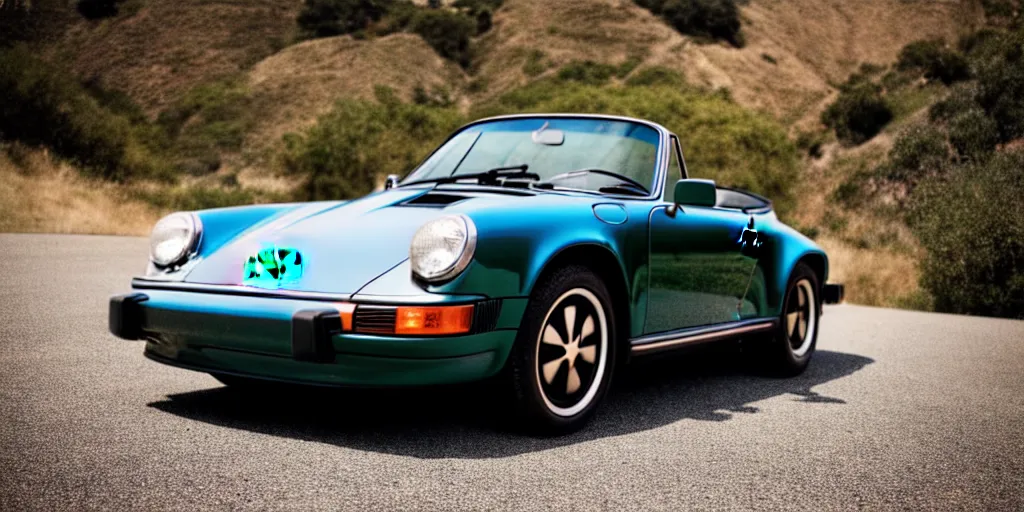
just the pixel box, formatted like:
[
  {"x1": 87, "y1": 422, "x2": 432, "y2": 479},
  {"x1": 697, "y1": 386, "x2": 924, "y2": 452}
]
[
  {"x1": 625, "y1": 66, "x2": 685, "y2": 87},
  {"x1": 947, "y1": 108, "x2": 999, "y2": 161},
  {"x1": 297, "y1": 0, "x2": 392, "y2": 38},
  {"x1": 635, "y1": 0, "x2": 744, "y2": 47},
  {"x1": 876, "y1": 124, "x2": 949, "y2": 189},
  {"x1": 411, "y1": 8, "x2": 476, "y2": 67},
  {"x1": 981, "y1": 0, "x2": 1019, "y2": 19},
  {"x1": 0, "y1": 46, "x2": 167, "y2": 181},
  {"x1": 974, "y1": 43, "x2": 1024, "y2": 142},
  {"x1": 158, "y1": 77, "x2": 254, "y2": 175},
  {"x1": 522, "y1": 49, "x2": 548, "y2": 77},
  {"x1": 280, "y1": 88, "x2": 463, "y2": 200},
  {"x1": 133, "y1": 186, "x2": 257, "y2": 211},
  {"x1": 929, "y1": 82, "x2": 982, "y2": 122},
  {"x1": 557, "y1": 60, "x2": 617, "y2": 85},
  {"x1": 473, "y1": 79, "x2": 800, "y2": 214},
  {"x1": 76, "y1": 0, "x2": 120, "y2": 19},
  {"x1": 453, "y1": 0, "x2": 502, "y2": 34},
  {"x1": 897, "y1": 39, "x2": 971, "y2": 85},
  {"x1": 821, "y1": 81, "x2": 893, "y2": 145},
  {"x1": 909, "y1": 150, "x2": 1024, "y2": 318}
]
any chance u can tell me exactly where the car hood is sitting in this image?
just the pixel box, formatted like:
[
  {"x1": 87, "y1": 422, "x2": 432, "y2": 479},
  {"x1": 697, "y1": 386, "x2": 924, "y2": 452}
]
[
  {"x1": 184, "y1": 188, "x2": 451, "y2": 294},
  {"x1": 183, "y1": 187, "x2": 591, "y2": 295}
]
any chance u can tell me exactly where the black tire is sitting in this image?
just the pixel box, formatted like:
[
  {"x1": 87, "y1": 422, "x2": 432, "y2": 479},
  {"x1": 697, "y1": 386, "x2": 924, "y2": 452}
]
[
  {"x1": 752, "y1": 262, "x2": 820, "y2": 376},
  {"x1": 503, "y1": 265, "x2": 617, "y2": 435}
]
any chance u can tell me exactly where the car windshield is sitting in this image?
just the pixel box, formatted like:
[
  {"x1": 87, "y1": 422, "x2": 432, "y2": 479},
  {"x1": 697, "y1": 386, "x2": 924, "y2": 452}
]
[{"x1": 401, "y1": 117, "x2": 661, "y2": 194}]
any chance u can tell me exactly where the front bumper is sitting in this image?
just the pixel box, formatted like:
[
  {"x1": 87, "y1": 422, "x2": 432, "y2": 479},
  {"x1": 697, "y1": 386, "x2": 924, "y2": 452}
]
[
  {"x1": 823, "y1": 283, "x2": 845, "y2": 304},
  {"x1": 110, "y1": 290, "x2": 526, "y2": 387}
]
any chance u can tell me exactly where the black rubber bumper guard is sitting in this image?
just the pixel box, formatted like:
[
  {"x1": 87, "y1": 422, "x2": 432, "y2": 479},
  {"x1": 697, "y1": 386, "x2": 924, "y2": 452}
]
[
  {"x1": 109, "y1": 292, "x2": 342, "y2": 363},
  {"x1": 823, "y1": 283, "x2": 845, "y2": 305},
  {"x1": 109, "y1": 293, "x2": 148, "y2": 341}
]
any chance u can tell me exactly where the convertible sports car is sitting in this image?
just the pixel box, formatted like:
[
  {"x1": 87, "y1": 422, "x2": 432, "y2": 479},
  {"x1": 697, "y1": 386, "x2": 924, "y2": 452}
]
[{"x1": 110, "y1": 114, "x2": 843, "y2": 433}]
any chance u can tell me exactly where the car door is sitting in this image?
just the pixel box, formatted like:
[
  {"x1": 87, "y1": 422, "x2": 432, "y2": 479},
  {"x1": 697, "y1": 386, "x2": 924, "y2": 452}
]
[{"x1": 644, "y1": 138, "x2": 755, "y2": 334}]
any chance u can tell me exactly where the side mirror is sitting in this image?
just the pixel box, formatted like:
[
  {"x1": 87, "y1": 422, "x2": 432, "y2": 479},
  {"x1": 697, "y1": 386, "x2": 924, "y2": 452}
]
[
  {"x1": 384, "y1": 174, "x2": 400, "y2": 190},
  {"x1": 674, "y1": 179, "x2": 717, "y2": 207}
]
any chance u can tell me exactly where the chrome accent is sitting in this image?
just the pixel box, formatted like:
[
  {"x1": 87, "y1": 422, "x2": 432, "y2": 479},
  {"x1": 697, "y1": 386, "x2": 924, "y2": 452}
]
[
  {"x1": 631, "y1": 318, "x2": 777, "y2": 355},
  {"x1": 149, "y1": 212, "x2": 203, "y2": 270},
  {"x1": 131, "y1": 279, "x2": 353, "y2": 302},
  {"x1": 411, "y1": 214, "x2": 477, "y2": 283},
  {"x1": 401, "y1": 113, "x2": 672, "y2": 202}
]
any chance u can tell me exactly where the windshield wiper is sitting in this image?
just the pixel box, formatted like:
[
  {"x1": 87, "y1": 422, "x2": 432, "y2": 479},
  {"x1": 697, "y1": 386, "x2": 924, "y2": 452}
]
[
  {"x1": 598, "y1": 185, "x2": 649, "y2": 196},
  {"x1": 399, "y1": 165, "x2": 538, "y2": 187},
  {"x1": 538, "y1": 168, "x2": 650, "y2": 193}
]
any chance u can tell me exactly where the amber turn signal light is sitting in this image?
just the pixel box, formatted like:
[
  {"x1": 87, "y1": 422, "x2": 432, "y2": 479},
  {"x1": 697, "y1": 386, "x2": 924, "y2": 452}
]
[{"x1": 395, "y1": 305, "x2": 474, "y2": 335}]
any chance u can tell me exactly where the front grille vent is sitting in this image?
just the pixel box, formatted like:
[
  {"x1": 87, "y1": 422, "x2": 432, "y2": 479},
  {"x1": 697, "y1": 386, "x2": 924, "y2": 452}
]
[
  {"x1": 353, "y1": 305, "x2": 397, "y2": 334},
  {"x1": 472, "y1": 299, "x2": 502, "y2": 334},
  {"x1": 401, "y1": 193, "x2": 469, "y2": 208}
]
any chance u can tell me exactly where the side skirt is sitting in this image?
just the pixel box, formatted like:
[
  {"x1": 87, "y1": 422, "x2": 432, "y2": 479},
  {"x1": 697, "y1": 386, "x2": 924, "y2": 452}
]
[{"x1": 630, "y1": 318, "x2": 778, "y2": 357}]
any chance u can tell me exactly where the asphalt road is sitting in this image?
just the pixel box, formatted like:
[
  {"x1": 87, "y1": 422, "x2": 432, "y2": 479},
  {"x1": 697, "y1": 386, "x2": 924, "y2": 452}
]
[{"x1": 1, "y1": 234, "x2": 1023, "y2": 511}]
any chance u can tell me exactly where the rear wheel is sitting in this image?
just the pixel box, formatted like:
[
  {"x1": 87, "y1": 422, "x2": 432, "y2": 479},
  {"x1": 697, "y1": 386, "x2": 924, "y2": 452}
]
[
  {"x1": 504, "y1": 265, "x2": 616, "y2": 435},
  {"x1": 753, "y1": 263, "x2": 820, "y2": 376}
]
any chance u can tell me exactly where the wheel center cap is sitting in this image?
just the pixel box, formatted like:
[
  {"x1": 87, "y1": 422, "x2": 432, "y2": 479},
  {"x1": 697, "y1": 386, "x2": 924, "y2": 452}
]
[{"x1": 565, "y1": 336, "x2": 581, "y2": 364}]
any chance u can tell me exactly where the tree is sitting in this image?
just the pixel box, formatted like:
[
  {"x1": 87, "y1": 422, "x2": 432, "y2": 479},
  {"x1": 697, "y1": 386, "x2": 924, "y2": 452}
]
[{"x1": 909, "y1": 151, "x2": 1024, "y2": 318}]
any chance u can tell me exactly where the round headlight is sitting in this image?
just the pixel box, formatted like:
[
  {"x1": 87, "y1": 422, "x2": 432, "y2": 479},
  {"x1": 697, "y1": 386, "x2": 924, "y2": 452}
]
[
  {"x1": 150, "y1": 212, "x2": 201, "y2": 268},
  {"x1": 410, "y1": 214, "x2": 476, "y2": 282}
]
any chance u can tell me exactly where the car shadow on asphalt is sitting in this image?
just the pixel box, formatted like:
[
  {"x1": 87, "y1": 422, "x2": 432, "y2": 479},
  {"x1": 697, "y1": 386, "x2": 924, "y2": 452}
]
[{"x1": 147, "y1": 348, "x2": 873, "y2": 458}]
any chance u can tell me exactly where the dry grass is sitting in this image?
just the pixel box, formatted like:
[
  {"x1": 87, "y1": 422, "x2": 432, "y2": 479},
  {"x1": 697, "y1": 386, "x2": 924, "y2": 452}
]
[
  {"x1": 246, "y1": 33, "x2": 466, "y2": 150},
  {"x1": 0, "y1": 149, "x2": 159, "y2": 236},
  {"x1": 818, "y1": 236, "x2": 924, "y2": 308}
]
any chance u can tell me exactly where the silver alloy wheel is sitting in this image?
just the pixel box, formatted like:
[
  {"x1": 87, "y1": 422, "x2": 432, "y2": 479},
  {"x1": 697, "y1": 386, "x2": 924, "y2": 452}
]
[
  {"x1": 786, "y1": 279, "x2": 817, "y2": 357},
  {"x1": 534, "y1": 288, "x2": 609, "y2": 417}
]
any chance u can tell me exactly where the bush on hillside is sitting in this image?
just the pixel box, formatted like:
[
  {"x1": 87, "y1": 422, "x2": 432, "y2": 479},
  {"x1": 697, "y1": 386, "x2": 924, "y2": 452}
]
[
  {"x1": 472, "y1": 79, "x2": 800, "y2": 214},
  {"x1": 0, "y1": 46, "x2": 167, "y2": 181},
  {"x1": 821, "y1": 81, "x2": 893, "y2": 145},
  {"x1": 897, "y1": 39, "x2": 971, "y2": 85},
  {"x1": 974, "y1": 42, "x2": 1024, "y2": 142},
  {"x1": 557, "y1": 60, "x2": 617, "y2": 85},
  {"x1": 909, "y1": 150, "x2": 1024, "y2": 318},
  {"x1": 981, "y1": 0, "x2": 1020, "y2": 19},
  {"x1": 76, "y1": 0, "x2": 120, "y2": 20},
  {"x1": 157, "y1": 77, "x2": 254, "y2": 174},
  {"x1": 2, "y1": 0, "x2": 76, "y2": 46},
  {"x1": 297, "y1": 0, "x2": 392, "y2": 38},
  {"x1": 454, "y1": 0, "x2": 503, "y2": 34},
  {"x1": 634, "y1": 0, "x2": 744, "y2": 47},
  {"x1": 876, "y1": 124, "x2": 949, "y2": 191},
  {"x1": 410, "y1": 8, "x2": 476, "y2": 67},
  {"x1": 947, "y1": 108, "x2": 1000, "y2": 161},
  {"x1": 280, "y1": 87, "x2": 463, "y2": 200},
  {"x1": 625, "y1": 66, "x2": 685, "y2": 87}
]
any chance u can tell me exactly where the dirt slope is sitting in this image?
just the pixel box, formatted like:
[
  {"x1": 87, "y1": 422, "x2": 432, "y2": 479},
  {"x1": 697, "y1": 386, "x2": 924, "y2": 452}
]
[
  {"x1": 477, "y1": 0, "x2": 979, "y2": 122},
  {"x1": 247, "y1": 33, "x2": 466, "y2": 147}
]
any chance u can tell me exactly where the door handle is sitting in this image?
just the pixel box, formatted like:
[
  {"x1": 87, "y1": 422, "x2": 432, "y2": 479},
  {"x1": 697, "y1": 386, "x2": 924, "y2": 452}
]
[{"x1": 739, "y1": 217, "x2": 761, "y2": 256}]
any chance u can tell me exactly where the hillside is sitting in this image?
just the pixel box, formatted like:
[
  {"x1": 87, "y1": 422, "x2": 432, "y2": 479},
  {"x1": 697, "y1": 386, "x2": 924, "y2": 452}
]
[
  {"x1": 1, "y1": 0, "x2": 1006, "y2": 312},
  {"x1": 476, "y1": 0, "x2": 976, "y2": 123}
]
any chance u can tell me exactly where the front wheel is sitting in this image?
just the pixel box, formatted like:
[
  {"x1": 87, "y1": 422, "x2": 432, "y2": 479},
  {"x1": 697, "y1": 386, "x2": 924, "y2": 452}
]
[{"x1": 503, "y1": 265, "x2": 617, "y2": 435}]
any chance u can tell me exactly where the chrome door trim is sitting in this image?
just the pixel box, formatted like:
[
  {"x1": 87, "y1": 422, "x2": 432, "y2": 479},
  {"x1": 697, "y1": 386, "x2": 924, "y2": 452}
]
[{"x1": 630, "y1": 318, "x2": 777, "y2": 355}]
